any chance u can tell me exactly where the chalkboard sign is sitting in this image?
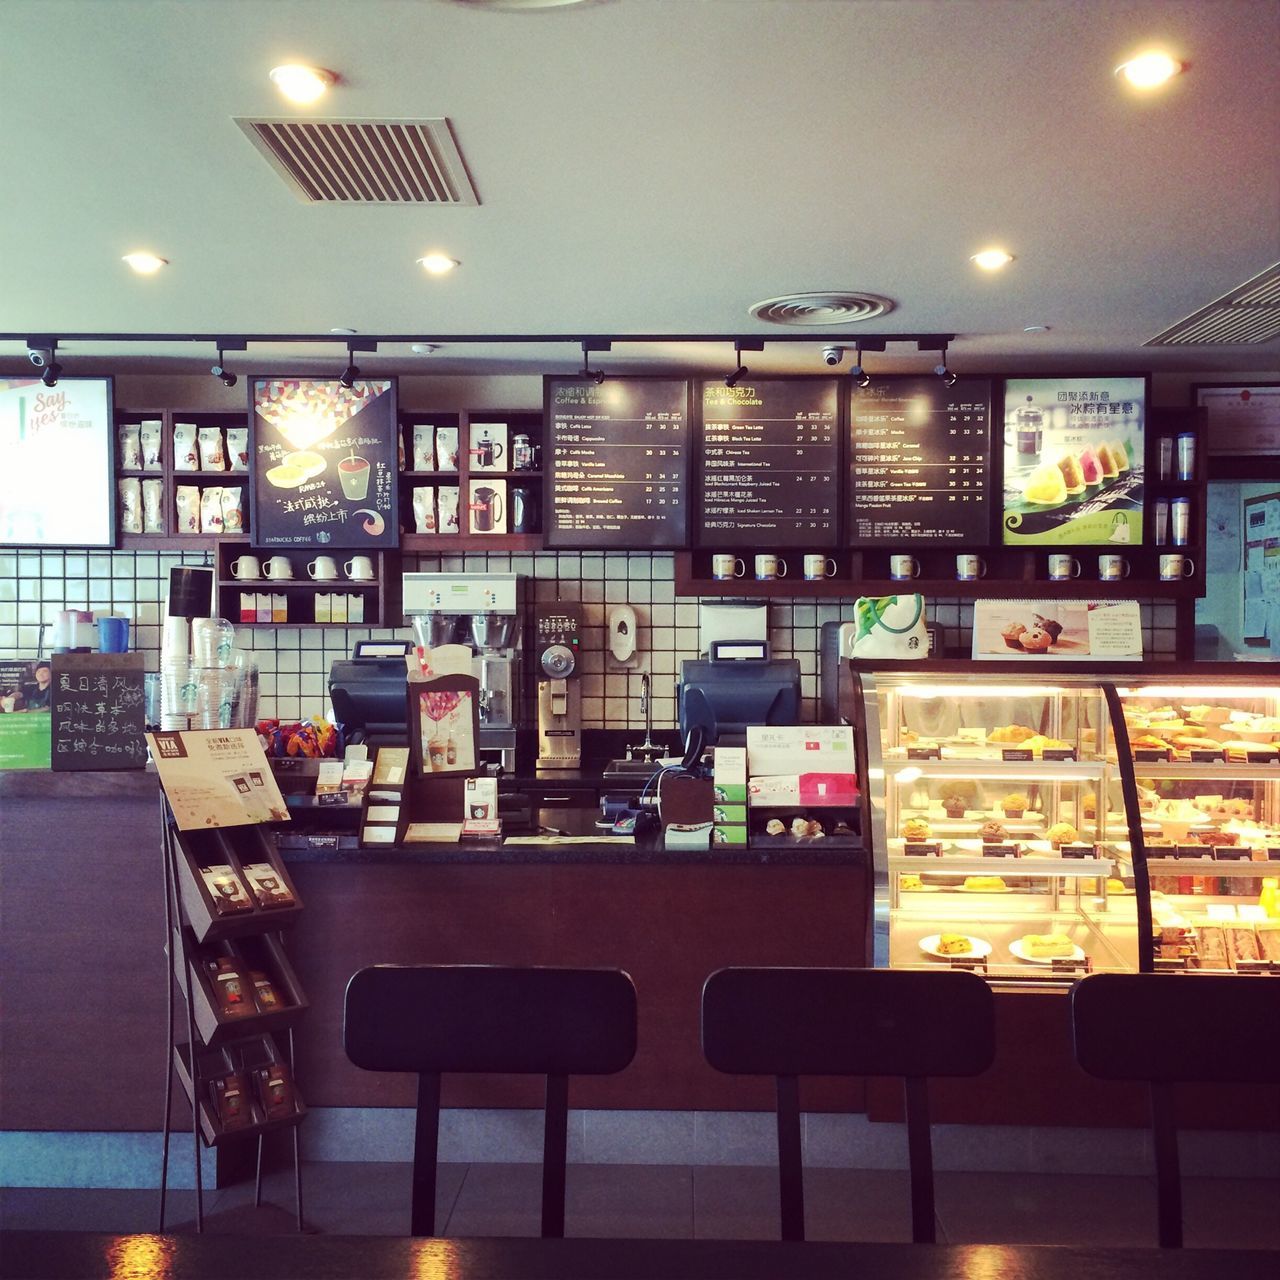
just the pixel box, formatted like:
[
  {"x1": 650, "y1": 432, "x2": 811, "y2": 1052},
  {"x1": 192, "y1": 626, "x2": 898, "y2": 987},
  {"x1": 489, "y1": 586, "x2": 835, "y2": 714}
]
[
  {"x1": 849, "y1": 377, "x2": 992, "y2": 545},
  {"x1": 250, "y1": 378, "x2": 398, "y2": 549},
  {"x1": 544, "y1": 378, "x2": 689, "y2": 549},
  {"x1": 696, "y1": 379, "x2": 839, "y2": 549},
  {"x1": 51, "y1": 652, "x2": 147, "y2": 771}
]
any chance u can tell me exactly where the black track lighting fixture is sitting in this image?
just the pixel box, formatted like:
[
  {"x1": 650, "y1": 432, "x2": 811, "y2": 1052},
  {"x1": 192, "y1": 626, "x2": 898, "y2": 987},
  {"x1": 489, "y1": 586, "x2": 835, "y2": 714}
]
[
  {"x1": 725, "y1": 341, "x2": 749, "y2": 388},
  {"x1": 579, "y1": 339, "x2": 609, "y2": 385},
  {"x1": 26, "y1": 337, "x2": 59, "y2": 385},
  {"x1": 338, "y1": 342, "x2": 361, "y2": 389},
  {"x1": 211, "y1": 346, "x2": 238, "y2": 388},
  {"x1": 40, "y1": 360, "x2": 62, "y2": 388},
  {"x1": 849, "y1": 345, "x2": 871, "y2": 389},
  {"x1": 933, "y1": 342, "x2": 957, "y2": 388}
]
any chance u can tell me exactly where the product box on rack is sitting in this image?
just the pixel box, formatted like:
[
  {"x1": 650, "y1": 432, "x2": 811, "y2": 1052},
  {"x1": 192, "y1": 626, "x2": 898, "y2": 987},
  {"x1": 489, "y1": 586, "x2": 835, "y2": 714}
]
[{"x1": 712, "y1": 746, "x2": 747, "y2": 804}]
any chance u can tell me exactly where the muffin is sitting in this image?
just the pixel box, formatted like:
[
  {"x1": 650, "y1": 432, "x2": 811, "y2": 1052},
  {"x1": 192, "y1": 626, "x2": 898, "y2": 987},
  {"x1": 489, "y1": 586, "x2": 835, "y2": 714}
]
[
  {"x1": 1019, "y1": 627, "x2": 1053, "y2": 653},
  {"x1": 1033, "y1": 614, "x2": 1064, "y2": 643},
  {"x1": 1001, "y1": 792, "x2": 1029, "y2": 819},
  {"x1": 1001, "y1": 622, "x2": 1027, "y2": 650},
  {"x1": 1081, "y1": 792, "x2": 1097, "y2": 819},
  {"x1": 943, "y1": 798, "x2": 966, "y2": 818},
  {"x1": 902, "y1": 818, "x2": 933, "y2": 842},
  {"x1": 980, "y1": 820, "x2": 1008, "y2": 844},
  {"x1": 1046, "y1": 822, "x2": 1079, "y2": 848}
]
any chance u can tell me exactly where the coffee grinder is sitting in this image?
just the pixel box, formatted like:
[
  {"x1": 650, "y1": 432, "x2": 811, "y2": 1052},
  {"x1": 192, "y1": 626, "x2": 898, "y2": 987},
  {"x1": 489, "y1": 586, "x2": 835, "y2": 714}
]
[{"x1": 535, "y1": 602, "x2": 583, "y2": 769}]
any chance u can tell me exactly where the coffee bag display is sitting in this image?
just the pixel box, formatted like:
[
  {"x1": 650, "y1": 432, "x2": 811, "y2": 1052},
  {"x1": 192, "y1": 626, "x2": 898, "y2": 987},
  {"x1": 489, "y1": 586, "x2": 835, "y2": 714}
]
[
  {"x1": 435, "y1": 425, "x2": 460, "y2": 472},
  {"x1": 140, "y1": 419, "x2": 164, "y2": 471},
  {"x1": 118, "y1": 423, "x2": 142, "y2": 471},
  {"x1": 436, "y1": 485, "x2": 460, "y2": 534},
  {"x1": 220, "y1": 486, "x2": 244, "y2": 534},
  {"x1": 412, "y1": 423, "x2": 434, "y2": 471},
  {"x1": 225, "y1": 428, "x2": 249, "y2": 472},
  {"x1": 175, "y1": 486, "x2": 200, "y2": 533},
  {"x1": 546, "y1": 377, "x2": 689, "y2": 549},
  {"x1": 119, "y1": 479, "x2": 143, "y2": 534},
  {"x1": 198, "y1": 426, "x2": 226, "y2": 471},
  {"x1": 413, "y1": 485, "x2": 437, "y2": 534},
  {"x1": 172, "y1": 422, "x2": 198, "y2": 471},
  {"x1": 143, "y1": 479, "x2": 164, "y2": 533}
]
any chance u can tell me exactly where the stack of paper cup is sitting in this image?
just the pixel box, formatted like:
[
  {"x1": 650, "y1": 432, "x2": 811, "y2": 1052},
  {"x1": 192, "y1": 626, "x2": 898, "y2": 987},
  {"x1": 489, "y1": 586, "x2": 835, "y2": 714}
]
[{"x1": 162, "y1": 616, "x2": 190, "y2": 663}]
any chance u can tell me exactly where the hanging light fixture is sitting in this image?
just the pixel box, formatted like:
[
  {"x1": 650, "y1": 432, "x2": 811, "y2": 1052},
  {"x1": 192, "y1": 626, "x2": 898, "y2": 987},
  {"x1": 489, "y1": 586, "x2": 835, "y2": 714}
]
[
  {"x1": 210, "y1": 345, "x2": 239, "y2": 388},
  {"x1": 338, "y1": 342, "x2": 360, "y2": 389},
  {"x1": 579, "y1": 340, "x2": 606, "y2": 385},
  {"x1": 849, "y1": 345, "x2": 871, "y2": 389},
  {"x1": 933, "y1": 342, "x2": 957, "y2": 388},
  {"x1": 725, "y1": 341, "x2": 749, "y2": 388}
]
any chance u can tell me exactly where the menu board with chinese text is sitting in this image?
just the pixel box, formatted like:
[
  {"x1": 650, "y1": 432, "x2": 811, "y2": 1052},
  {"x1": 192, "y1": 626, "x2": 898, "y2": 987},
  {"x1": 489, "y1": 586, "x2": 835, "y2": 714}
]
[
  {"x1": 696, "y1": 379, "x2": 839, "y2": 548},
  {"x1": 545, "y1": 378, "x2": 689, "y2": 549},
  {"x1": 250, "y1": 378, "x2": 398, "y2": 549},
  {"x1": 849, "y1": 377, "x2": 992, "y2": 545}
]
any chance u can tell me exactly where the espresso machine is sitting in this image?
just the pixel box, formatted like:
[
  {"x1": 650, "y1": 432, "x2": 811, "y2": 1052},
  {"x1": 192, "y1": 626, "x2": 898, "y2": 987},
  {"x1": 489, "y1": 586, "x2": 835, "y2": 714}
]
[
  {"x1": 535, "y1": 602, "x2": 583, "y2": 770},
  {"x1": 402, "y1": 572, "x2": 525, "y2": 771}
]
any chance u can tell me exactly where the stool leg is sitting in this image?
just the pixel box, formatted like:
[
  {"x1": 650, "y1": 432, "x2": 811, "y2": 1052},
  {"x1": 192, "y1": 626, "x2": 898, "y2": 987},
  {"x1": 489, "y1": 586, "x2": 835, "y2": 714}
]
[
  {"x1": 903, "y1": 1076, "x2": 936, "y2": 1244},
  {"x1": 411, "y1": 1072, "x2": 442, "y2": 1237},
  {"x1": 1150, "y1": 1081, "x2": 1182, "y2": 1248},
  {"x1": 776, "y1": 1074, "x2": 804, "y2": 1242},
  {"x1": 542, "y1": 1073, "x2": 569, "y2": 1239}
]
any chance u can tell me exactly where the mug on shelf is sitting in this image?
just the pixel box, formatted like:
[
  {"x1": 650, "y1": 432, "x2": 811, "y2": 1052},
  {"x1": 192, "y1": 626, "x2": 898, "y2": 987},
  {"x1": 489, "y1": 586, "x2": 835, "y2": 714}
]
[
  {"x1": 344, "y1": 555, "x2": 375, "y2": 581},
  {"x1": 712, "y1": 554, "x2": 746, "y2": 581},
  {"x1": 803, "y1": 554, "x2": 837, "y2": 581},
  {"x1": 230, "y1": 555, "x2": 261, "y2": 581},
  {"x1": 1159, "y1": 553, "x2": 1195, "y2": 581},
  {"x1": 307, "y1": 555, "x2": 338, "y2": 581},
  {"x1": 1047, "y1": 553, "x2": 1081, "y2": 581},
  {"x1": 264, "y1": 556, "x2": 293, "y2": 581},
  {"x1": 1098, "y1": 553, "x2": 1130, "y2": 581},
  {"x1": 755, "y1": 554, "x2": 786, "y2": 581},
  {"x1": 889, "y1": 554, "x2": 920, "y2": 581},
  {"x1": 955, "y1": 553, "x2": 985, "y2": 582}
]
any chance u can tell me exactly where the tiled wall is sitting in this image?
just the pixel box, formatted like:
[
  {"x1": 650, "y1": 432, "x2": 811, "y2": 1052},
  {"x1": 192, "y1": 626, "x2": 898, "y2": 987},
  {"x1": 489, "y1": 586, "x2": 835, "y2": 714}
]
[{"x1": 1, "y1": 547, "x2": 1179, "y2": 728}]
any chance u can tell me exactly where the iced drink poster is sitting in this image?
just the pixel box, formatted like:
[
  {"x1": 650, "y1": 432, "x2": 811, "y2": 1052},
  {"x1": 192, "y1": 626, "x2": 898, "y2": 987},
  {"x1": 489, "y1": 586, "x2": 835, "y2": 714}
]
[
  {"x1": 1001, "y1": 377, "x2": 1144, "y2": 546},
  {"x1": 250, "y1": 378, "x2": 398, "y2": 548}
]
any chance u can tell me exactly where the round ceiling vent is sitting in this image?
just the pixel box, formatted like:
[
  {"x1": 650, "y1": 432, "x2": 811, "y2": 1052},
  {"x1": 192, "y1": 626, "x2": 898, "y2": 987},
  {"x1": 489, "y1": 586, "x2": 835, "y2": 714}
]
[{"x1": 748, "y1": 292, "x2": 895, "y2": 326}]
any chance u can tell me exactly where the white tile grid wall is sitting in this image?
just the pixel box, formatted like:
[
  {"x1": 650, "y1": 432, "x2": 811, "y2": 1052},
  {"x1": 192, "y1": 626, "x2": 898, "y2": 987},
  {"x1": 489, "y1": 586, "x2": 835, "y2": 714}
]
[{"x1": 0, "y1": 549, "x2": 1178, "y2": 725}]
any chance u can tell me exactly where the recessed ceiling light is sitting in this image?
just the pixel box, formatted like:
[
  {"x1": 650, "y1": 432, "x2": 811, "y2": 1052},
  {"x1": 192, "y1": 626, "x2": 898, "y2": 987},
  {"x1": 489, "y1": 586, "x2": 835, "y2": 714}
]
[
  {"x1": 411, "y1": 343, "x2": 440, "y2": 355},
  {"x1": 1115, "y1": 50, "x2": 1182, "y2": 89},
  {"x1": 122, "y1": 252, "x2": 168, "y2": 274},
  {"x1": 1023, "y1": 325, "x2": 1052, "y2": 333},
  {"x1": 418, "y1": 253, "x2": 460, "y2": 275},
  {"x1": 269, "y1": 64, "x2": 336, "y2": 105},
  {"x1": 971, "y1": 248, "x2": 1014, "y2": 271},
  {"x1": 329, "y1": 327, "x2": 358, "y2": 335}
]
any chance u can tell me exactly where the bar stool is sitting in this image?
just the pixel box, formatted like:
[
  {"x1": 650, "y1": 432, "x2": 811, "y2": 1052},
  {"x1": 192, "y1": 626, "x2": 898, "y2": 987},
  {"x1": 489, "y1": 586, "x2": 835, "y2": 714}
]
[
  {"x1": 343, "y1": 964, "x2": 637, "y2": 1237},
  {"x1": 1070, "y1": 972, "x2": 1280, "y2": 1248},
  {"x1": 701, "y1": 966, "x2": 995, "y2": 1243}
]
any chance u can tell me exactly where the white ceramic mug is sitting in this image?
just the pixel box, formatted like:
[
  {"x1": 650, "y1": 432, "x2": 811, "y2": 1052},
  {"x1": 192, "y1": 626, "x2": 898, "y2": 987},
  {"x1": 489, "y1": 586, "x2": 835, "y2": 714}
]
[
  {"x1": 264, "y1": 556, "x2": 293, "y2": 581},
  {"x1": 712, "y1": 554, "x2": 746, "y2": 581},
  {"x1": 955, "y1": 553, "x2": 985, "y2": 581},
  {"x1": 889, "y1": 554, "x2": 920, "y2": 581},
  {"x1": 230, "y1": 555, "x2": 261, "y2": 581},
  {"x1": 803, "y1": 554, "x2": 837, "y2": 580},
  {"x1": 344, "y1": 555, "x2": 375, "y2": 581},
  {"x1": 308, "y1": 555, "x2": 338, "y2": 581},
  {"x1": 1048, "y1": 554, "x2": 1081, "y2": 581},
  {"x1": 1098, "y1": 553, "x2": 1130, "y2": 581},
  {"x1": 755, "y1": 554, "x2": 787, "y2": 581},
  {"x1": 1159, "y1": 554, "x2": 1195, "y2": 580}
]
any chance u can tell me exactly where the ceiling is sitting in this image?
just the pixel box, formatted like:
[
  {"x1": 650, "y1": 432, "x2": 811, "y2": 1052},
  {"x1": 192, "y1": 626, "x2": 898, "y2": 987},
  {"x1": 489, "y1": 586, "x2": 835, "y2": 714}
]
[{"x1": 1, "y1": 0, "x2": 1278, "y2": 381}]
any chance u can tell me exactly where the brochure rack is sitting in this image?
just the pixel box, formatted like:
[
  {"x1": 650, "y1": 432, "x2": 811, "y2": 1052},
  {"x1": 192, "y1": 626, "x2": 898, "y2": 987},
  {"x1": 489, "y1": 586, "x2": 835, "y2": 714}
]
[{"x1": 158, "y1": 809, "x2": 307, "y2": 1232}]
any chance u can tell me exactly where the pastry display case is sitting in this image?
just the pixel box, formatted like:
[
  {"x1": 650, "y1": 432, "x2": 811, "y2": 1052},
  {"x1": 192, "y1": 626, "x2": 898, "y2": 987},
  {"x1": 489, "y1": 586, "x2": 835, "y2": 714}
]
[
  {"x1": 1114, "y1": 675, "x2": 1280, "y2": 974},
  {"x1": 859, "y1": 670, "x2": 1142, "y2": 984}
]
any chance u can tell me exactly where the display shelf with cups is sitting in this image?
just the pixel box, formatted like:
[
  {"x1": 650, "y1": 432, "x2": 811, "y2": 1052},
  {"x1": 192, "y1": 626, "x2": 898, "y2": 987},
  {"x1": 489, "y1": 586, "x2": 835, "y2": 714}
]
[
  {"x1": 115, "y1": 409, "x2": 251, "y2": 549},
  {"x1": 399, "y1": 410, "x2": 544, "y2": 551},
  {"x1": 213, "y1": 542, "x2": 401, "y2": 628}
]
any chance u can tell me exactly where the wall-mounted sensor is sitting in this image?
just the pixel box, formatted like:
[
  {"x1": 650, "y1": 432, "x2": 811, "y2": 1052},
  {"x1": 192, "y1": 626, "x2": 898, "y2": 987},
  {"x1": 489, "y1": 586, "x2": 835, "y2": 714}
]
[{"x1": 608, "y1": 604, "x2": 637, "y2": 663}]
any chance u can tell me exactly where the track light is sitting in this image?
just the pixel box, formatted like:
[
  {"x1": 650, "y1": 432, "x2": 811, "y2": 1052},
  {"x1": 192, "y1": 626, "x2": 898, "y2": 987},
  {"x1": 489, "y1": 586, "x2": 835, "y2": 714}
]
[
  {"x1": 40, "y1": 361, "x2": 62, "y2": 388},
  {"x1": 933, "y1": 343, "x2": 957, "y2": 388},
  {"x1": 849, "y1": 346, "x2": 871, "y2": 389},
  {"x1": 211, "y1": 348, "x2": 237, "y2": 388},
  {"x1": 725, "y1": 342, "x2": 749, "y2": 388},
  {"x1": 338, "y1": 343, "x2": 360, "y2": 389},
  {"x1": 579, "y1": 341, "x2": 606, "y2": 384}
]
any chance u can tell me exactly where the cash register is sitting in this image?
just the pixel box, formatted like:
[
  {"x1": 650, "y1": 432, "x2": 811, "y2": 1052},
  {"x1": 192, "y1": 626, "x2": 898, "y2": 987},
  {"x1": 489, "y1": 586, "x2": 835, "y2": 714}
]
[
  {"x1": 678, "y1": 640, "x2": 801, "y2": 746},
  {"x1": 327, "y1": 639, "x2": 413, "y2": 750}
]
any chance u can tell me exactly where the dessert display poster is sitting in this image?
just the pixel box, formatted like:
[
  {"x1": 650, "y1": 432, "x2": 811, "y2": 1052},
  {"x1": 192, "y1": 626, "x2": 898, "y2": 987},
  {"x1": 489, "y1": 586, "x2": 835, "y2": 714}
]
[
  {"x1": 250, "y1": 378, "x2": 397, "y2": 549},
  {"x1": 148, "y1": 728, "x2": 290, "y2": 830},
  {"x1": 0, "y1": 378, "x2": 115, "y2": 547},
  {"x1": 1001, "y1": 377, "x2": 1144, "y2": 546},
  {"x1": 972, "y1": 599, "x2": 1142, "y2": 661}
]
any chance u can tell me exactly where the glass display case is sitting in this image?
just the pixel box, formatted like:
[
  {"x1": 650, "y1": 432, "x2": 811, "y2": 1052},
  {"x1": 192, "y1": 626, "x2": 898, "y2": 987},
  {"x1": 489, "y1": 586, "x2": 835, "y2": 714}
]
[
  {"x1": 1115, "y1": 676, "x2": 1280, "y2": 974},
  {"x1": 860, "y1": 672, "x2": 1141, "y2": 984}
]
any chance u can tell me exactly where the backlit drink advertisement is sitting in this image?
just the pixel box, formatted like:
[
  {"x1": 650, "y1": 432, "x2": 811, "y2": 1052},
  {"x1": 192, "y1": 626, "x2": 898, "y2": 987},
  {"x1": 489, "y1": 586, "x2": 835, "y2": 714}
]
[
  {"x1": 0, "y1": 377, "x2": 115, "y2": 547},
  {"x1": 250, "y1": 378, "x2": 398, "y2": 548},
  {"x1": 1001, "y1": 377, "x2": 1145, "y2": 547}
]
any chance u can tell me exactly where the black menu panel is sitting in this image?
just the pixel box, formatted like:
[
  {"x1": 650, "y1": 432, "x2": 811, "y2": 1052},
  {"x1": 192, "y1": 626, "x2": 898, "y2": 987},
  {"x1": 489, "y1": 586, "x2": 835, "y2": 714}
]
[
  {"x1": 849, "y1": 377, "x2": 993, "y2": 545},
  {"x1": 545, "y1": 378, "x2": 689, "y2": 549},
  {"x1": 51, "y1": 653, "x2": 147, "y2": 772},
  {"x1": 696, "y1": 379, "x2": 840, "y2": 549}
]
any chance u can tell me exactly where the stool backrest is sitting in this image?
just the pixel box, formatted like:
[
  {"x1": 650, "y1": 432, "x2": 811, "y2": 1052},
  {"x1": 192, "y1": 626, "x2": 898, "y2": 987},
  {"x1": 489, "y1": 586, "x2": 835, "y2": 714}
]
[
  {"x1": 702, "y1": 967, "x2": 994, "y2": 1244},
  {"x1": 344, "y1": 964, "x2": 637, "y2": 1238}
]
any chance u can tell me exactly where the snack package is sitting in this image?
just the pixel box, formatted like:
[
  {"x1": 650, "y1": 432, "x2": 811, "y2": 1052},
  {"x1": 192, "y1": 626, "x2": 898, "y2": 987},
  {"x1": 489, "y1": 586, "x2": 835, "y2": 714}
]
[
  {"x1": 140, "y1": 420, "x2": 164, "y2": 471},
  {"x1": 413, "y1": 485, "x2": 436, "y2": 533},
  {"x1": 200, "y1": 486, "x2": 224, "y2": 534},
  {"x1": 118, "y1": 423, "x2": 142, "y2": 471},
  {"x1": 199, "y1": 865, "x2": 252, "y2": 914},
  {"x1": 198, "y1": 426, "x2": 226, "y2": 471},
  {"x1": 220, "y1": 486, "x2": 244, "y2": 533},
  {"x1": 142, "y1": 478, "x2": 164, "y2": 533},
  {"x1": 175, "y1": 485, "x2": 201, "y2": 533},
  {"x1": 225, "y1": 427, "x2": 248, "y2": 472},
  {"x1": 119, "y1": 478, "x2": 143, "y2": 534},
  {"x1": 437, "y1": 485, "x2": 460, "y2": 533},
  {"x1": 172, "y1": 421, "x2": 198, "y2": 471},
  {"x1": 412, "y1": 424, "x2": 434, "y2": 471}
]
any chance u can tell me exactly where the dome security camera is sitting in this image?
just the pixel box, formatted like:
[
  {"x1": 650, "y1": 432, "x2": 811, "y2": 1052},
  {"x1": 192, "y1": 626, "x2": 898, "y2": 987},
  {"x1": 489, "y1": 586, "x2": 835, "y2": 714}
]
[
  {"x1": 27, "y1": 347, "x2": 54, "y2": 369},
  {"x1": 821, "y1": 346, "x2": 843, "y2": 366}
]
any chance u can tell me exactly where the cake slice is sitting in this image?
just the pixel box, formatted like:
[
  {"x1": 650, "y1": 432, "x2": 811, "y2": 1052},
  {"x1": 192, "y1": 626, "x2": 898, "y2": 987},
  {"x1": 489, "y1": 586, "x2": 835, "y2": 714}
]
[{"x1": 1019, "y1": 933, "x2": 1075, "y2": 958}]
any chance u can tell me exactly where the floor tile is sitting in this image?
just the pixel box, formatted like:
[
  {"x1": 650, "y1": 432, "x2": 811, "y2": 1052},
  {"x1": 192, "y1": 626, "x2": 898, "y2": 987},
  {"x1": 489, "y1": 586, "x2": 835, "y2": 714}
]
[
  {"x1": 1182, "y1": 1177, "x2": 1280, "y2": 1250},
  {"x1": 692, "y1": 1164, "x2": 778, "y2": 1240},
  {"x1": 0, "y1": 1187, "x2": 200, "y2": 1234}
]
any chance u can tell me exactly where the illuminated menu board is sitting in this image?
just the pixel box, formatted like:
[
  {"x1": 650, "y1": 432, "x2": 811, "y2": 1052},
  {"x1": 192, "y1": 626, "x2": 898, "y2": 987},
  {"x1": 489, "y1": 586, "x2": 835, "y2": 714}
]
[
  {"x1": 696, "y1": 379, "x2": 840, "y2": 548},
  {"x1": 849, "y1": 377, "x2": 992, "y2": 545},
  {"x1": 545, "y1": 378, "x2": 689, "y2": 549}
]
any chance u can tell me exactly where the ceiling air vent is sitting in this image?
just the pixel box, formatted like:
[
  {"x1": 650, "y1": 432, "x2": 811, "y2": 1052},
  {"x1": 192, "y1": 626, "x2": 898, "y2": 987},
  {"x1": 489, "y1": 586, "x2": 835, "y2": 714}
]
[
  {"x1": 235, "y1": 117, "x2": 479, "y2": 205},
  {"x1": 749, "y1": 292, "x2": 895, "y2": 326},
  {"x1": 1145, "y1": 262, "x2": 1280, "y2": 346}
]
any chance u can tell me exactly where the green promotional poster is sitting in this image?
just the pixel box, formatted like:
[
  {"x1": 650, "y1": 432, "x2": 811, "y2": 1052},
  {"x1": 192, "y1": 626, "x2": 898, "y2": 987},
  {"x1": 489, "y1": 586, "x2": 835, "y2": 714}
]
[
  {"x1": 0, "y1": 659, "x2": 52, "y2": 769},
  {"x1": 1002, "y1": 377, "x2": 1145, "y2": 546}
]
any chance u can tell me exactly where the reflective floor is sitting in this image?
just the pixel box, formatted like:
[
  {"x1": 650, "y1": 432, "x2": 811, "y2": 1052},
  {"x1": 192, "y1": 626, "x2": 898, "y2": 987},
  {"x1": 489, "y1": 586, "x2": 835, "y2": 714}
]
[{"x1": 3, "y1": 1163, "x2": 1278, "y2": 1249}]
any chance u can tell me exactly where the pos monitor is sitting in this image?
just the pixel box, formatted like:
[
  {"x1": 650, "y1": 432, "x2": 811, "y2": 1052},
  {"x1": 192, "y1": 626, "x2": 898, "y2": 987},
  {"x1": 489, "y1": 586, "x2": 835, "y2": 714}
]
[{"x1": 678, "y1": 642, "x2": 801, "y2": 746}]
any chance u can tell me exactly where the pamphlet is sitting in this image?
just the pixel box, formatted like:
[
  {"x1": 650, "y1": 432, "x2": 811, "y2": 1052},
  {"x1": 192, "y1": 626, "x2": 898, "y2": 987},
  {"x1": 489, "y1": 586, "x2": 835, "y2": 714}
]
[{"x1": 148, "y1": 728, "x2": 290, "y2": 830}]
